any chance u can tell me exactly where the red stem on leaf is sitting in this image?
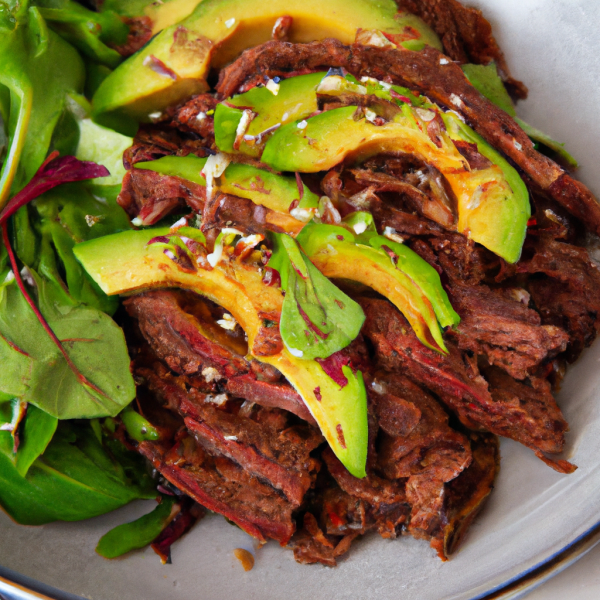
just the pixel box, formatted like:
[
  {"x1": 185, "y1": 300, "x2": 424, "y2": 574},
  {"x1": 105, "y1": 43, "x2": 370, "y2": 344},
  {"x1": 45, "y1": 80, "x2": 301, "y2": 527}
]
[{"x1": 1, "y1": 221, "x2": 109, "y2": 399}]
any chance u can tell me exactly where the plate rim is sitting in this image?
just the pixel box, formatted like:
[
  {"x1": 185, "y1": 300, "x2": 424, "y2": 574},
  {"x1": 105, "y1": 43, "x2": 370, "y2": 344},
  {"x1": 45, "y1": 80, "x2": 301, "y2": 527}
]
[{"x1": 2, "y1": 519, "x2": 600, "y2": 600}]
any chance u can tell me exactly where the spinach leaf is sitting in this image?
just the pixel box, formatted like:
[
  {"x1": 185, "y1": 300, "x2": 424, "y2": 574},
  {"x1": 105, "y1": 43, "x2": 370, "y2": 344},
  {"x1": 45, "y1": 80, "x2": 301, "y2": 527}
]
[
  {"x1": 0, "y1": 2, "x2": 85, "y2": 211},
  {"x1": 0, "y1": 402, "x2": 58, "y2": 476},
  {"x1": 0, "y1": 421, "x2": 155, "y2": 525},
  {"x1": 34, "y1": 0, "x2": 129, "y2": 69},
  {"x1": 269, "y1": 233, "x2": 364, "y2": 360},
  {"x1": 96, "y1": 497, "x2": 177, "y2": 559},
  {"x1": 0, "y1": 272, "x2": 135, "y2": 419}
]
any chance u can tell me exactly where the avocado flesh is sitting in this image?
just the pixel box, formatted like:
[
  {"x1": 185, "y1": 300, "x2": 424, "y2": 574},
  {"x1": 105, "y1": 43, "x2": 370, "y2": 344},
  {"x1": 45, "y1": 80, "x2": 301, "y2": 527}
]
[
  {"x1": 297, "y1": 223, "x2": 459, "y2": 353},
  {"x1": 73, "y1": 227, "x2": 368, "y2": 478},
  {"x1": 262, "y1": 105, "x2": 529, "y2": 263},
  {"x1": 134, "y1": 155, "x2": 318, "y2": 231},
  {"x1": 91, "y1": 0, "x2": 441, "y2": 126},
  {"x1": 214, "y1": 72, "x2": 325, "y2": 158}
]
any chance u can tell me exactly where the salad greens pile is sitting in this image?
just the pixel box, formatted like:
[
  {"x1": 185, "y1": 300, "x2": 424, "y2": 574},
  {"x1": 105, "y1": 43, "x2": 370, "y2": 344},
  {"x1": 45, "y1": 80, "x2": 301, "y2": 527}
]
[{"x1": 0, "y1": 0, "x2": 166, "y2": 552}]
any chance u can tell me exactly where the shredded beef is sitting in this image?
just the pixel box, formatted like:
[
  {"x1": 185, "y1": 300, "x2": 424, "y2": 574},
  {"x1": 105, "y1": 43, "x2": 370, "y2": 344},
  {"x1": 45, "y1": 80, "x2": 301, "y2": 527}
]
[
  {"x1": 117, "y1": 168, "x2": 205, "y2": 226},
  {"x1": 445, "y1": 281, "x2": 569, "y2": 380},
  {"x1": 395, "y1": 0, "x2": 527, "y2": 99},
  {"x1": 518, "y1": 238, "x2": 600, "y2": 360},
  {"x1": 217, "y1": 40, "x2": 600, "y2": 234},
  {"x1": 139, "y1": 437, "x2": 296, "y2": 544},
  {"x1": 359, "y1": 297, "x2": 571, "y2": 469},
  {"x1": 162, "y1": 93, "x2": 218, "y2": 139}
]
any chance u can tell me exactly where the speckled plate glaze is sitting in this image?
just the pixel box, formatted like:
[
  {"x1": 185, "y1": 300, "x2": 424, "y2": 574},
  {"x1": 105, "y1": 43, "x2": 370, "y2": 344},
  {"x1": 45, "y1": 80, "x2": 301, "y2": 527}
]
[{"x1": 2, "y1": 1, "x2": 600, "y2": 599}]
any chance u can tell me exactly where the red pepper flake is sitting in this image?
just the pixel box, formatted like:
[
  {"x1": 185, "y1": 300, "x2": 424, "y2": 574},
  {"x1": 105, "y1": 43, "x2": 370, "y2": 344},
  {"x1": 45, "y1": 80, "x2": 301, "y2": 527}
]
[
  {"x1": 527, "y1": 217, "x2": 538, "y2": 227},
  {"x1": 336, "y1": 235, "x2": 344, "y2": 241},
  {"x1": 328, "y1": 511, "x2": 345, "y2": 528},
  {"x1": 316, "y1": 351, "x2": 351, "y2": 388},
  {"x1": 336, "y1": 424, "x2": 346, "y2": 449},
  {"x1": 334, "y1": 299, "x2": 344, "y2": 309},
  {"x1": 314, "y1": 386, "x2": 322, "y2": 401}
]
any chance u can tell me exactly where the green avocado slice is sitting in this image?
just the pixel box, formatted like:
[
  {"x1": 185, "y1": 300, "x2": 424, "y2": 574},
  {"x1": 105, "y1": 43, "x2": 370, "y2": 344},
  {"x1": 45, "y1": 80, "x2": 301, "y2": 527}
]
[
  {"x1": 134, "y1": 155, "x2": 319, "y2": 213},
  {"x1": 91, "y1": 0, "x2": 441, "y2": 129},
  {"x1": 262, "y1": 102, "x2": 530, "y2": 263},
  {"x1": 214, "y1": 72, "x2": 326, "y2": 158},
  {"x1": 74, "y1": 227, "x2": 368, "y2": 477},
  {"x1": 297, "y1": 217, "x2": 459, "y2": 353}
]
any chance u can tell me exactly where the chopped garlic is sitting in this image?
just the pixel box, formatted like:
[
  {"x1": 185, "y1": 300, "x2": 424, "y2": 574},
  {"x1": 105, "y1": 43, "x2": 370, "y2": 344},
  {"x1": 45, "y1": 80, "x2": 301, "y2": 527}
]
[
  {"x1": 235, "y1": 109, "x2": 254, "y2": 143},
  {"x1": 148, "y1": 111, "x2": 162, "y2": 120},
  {"x1": 439, "y1": 58, "x2": 450, "y2": 65},
  {"x1": 202, "y1": 152, "x2": 231, "y2": 200},
  {"x1": 450, "y1": 93, "x2": 463, "y2": 108},
  {"x1": 466, "y1": 185, "x2": 485, "y2": 210},
  {"x1": 364, "y1": 109, "x2": 378, "y2": 124},
  {"x1": 357, "y1": 29, "x2": 396, "y2": 48},
  {"x1": 383, "y1": 227, "x2": 404, "y2": 244},
  {"x1": 131, "y1": 217, "x2": 143, "y2": 227},
  {"x1": 297, "y1": 120, "x2": 308, "y2": 129},
  {"x1": 353, "y1": 221, "x2": 368, "y2": 235},
  {"x1": 85, "y1": 214, "x2": 103, "y2": 227},
  {"x1": 266, "y1": 78, "x2": 280, "y2": 95},
  {"x1": 20, "y1": 266, "x2": 35, "y2": 287},
  {"x1": 206, "y1": 393, "x2": 228, "y2": 406},
  {"x1": 371, "y1": 380, "x2": 386, "y2": 394},
  {"x1": 3, "y1": 270, "x2": 15, "y2": 284},
  {"x1": 281, "y1": 112, "x2": 289, "y2": 121},
  {"x1": 415, "y1": 108, "x2": 436, "y2": 122},
  {"x1": 170, "y1": 216, "x2": 188, "y2": 230},
  {"x1": 290, "y1": 206, "x2": 317, "y2": 222},
  {"x1": 225, "y1": 17, "x2": 235, "y2": 28},
  {"x1": 224, "y1": 435, "x2": 238, "y2": 441},
  {"x1": 202, "y1": 367, "x2": 222, "y2": 383},
  {"x1": 288, "y1": 347, "x2": 304, "y2": 357},
  {"x1": 217, "y1": 313, "x2": 238, "y2": 330},
  {"x1": 196, "y1": 111, "x2": 207, "y2": 122},
  {"x1": 514, "y1": 139, "x2": 523, "y2": 151}
]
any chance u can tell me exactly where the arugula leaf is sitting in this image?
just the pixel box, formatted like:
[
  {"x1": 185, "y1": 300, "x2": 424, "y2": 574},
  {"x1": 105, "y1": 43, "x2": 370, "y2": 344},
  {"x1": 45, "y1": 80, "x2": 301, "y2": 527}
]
[
  {"x1": 0, "y1": 272, "x2": 135, "y2": 419},
  {"x1": 0, "y1": 421, "x2": 155, "y2": 525},
  {"x1": 462, "y1": 62, "x2": 516, "y2": 117},
  {"x1": 96, "y1": 497, "x2": 177, "y2": 559},
  {"x1": 269, "y1": 233, "x2": 365, "y2": 360},
  {"x1": 462, "y1": 62, "x2": 578, "y2": 168}
]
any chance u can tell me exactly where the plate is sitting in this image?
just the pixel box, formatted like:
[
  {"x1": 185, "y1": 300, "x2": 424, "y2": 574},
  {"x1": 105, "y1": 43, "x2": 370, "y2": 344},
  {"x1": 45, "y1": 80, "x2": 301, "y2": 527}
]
[{"x1": 2, "y1": 0, "x2": 600, "y2": 599}]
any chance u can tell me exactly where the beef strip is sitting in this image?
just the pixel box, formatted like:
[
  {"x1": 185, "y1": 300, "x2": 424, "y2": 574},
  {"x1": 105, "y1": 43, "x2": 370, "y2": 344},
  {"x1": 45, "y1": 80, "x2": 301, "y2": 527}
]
[
  {"x1": 137, "y1": 365, "x2": 323, "y2": 506},
  {"x1": 216, "y1": 40, "x2": 600, "y2": 234},
  {"x1": 436, "y1": 431, "x2": 499, "y2": 558},
  {"x1": 161, "y1": 93, "x2": 218, "y2": 139},
  {"x1": 126, "y1": 290, "x2": 314, "y2": 422},
  {"x1": 139, "y1": 436, "x2": 296, "y2": 544},
  {"x1": 370, "y1": 374, "x2": 472, "y2": 539},
  {"x1": 518, "y1": 237, "x2": 600, "y2": 360},
  {"x1": 117, "y1": 168, "x2": 205, "y2": 226},
  {"x1": 396, "y1": 0, "x2": 527, "y2": 99},
  {"x1": 123, "y1": 124, "x2": 213, "y2": 169},
  {"x1": 446, "y1": 281, "x2": 569, "y2": 380},
  {"x1": 359, "y1": 297, "x2": 572, "y2": 471}
]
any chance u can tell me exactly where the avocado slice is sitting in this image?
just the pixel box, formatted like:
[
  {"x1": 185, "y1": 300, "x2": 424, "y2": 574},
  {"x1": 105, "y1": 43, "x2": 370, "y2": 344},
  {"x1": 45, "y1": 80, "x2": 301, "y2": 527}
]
[
  {"x1": 214, "y1": 72, "x2": 326, "y2": 158},
  {"x1": 134, "y1": 155, "x2": 318, "y2": 225},
  {"x1": 91, "y1": 0, "x2": 441, "y2": 128},
  {"x1": 73, "y1": 227, "x2": 368, "y2": 477},
  {"x1": 297, "y1": 218, "x2": 459, "y2": 353},
  {"x1": 262, "y1": 104, "x2": 530, "y2": 263}
]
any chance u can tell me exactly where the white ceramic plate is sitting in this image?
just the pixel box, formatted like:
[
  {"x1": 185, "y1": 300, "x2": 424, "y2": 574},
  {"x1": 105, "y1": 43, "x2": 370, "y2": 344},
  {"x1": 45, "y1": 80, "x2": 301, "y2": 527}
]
[{"x1": 2, "y1": 1, "x2": 600, "y2": 598}]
